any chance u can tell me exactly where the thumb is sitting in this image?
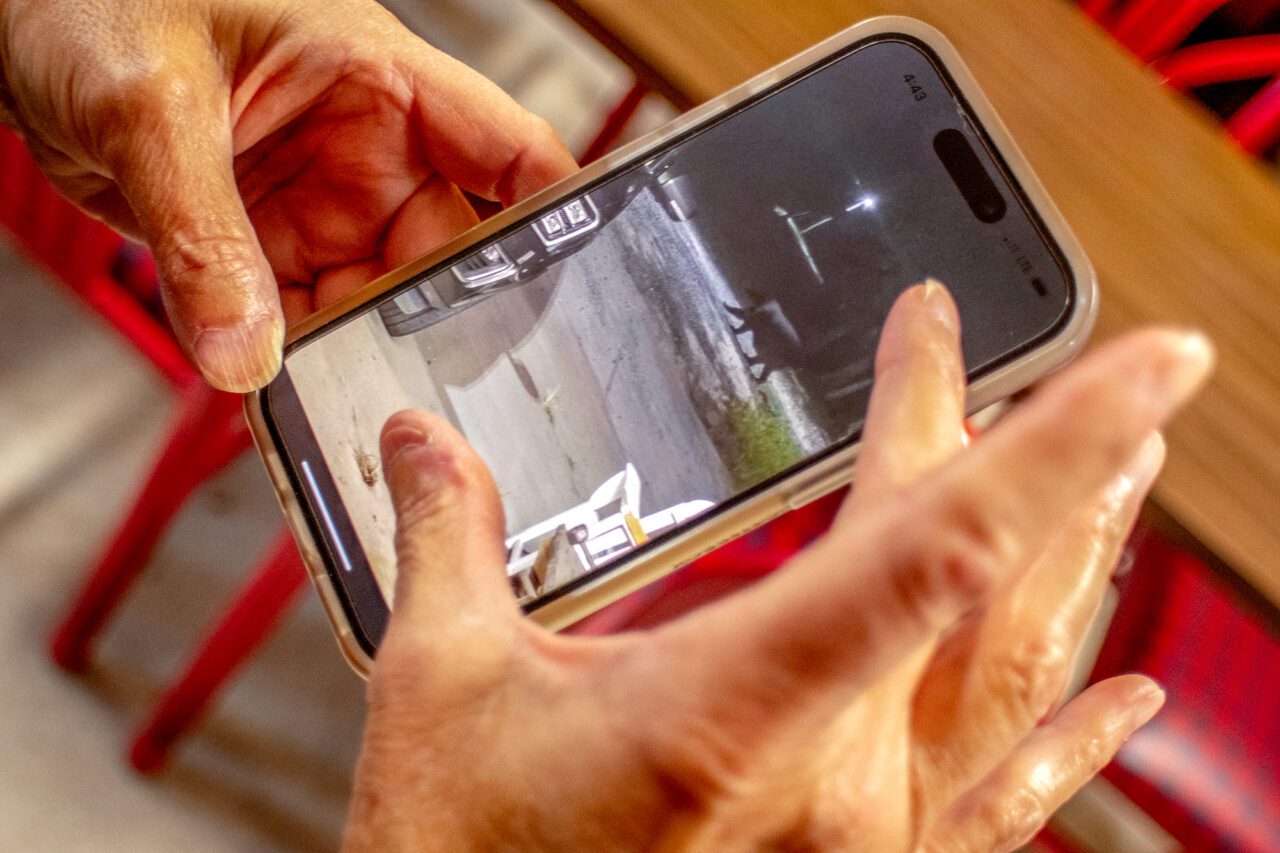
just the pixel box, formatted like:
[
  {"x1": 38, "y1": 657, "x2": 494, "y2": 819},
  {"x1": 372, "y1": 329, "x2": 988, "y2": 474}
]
[
  {"x1": 380, "y1": 410, "x2": 515, "y2": 623},
  {"x1": 103, "y1": 64, "x2": 283, "y2": 391}
]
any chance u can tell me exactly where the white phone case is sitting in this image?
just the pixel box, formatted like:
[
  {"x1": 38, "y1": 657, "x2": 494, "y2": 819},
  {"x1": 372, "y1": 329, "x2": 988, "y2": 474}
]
[{"x1": 246, "y1": 16, "x2": 1098, "y2": 677}]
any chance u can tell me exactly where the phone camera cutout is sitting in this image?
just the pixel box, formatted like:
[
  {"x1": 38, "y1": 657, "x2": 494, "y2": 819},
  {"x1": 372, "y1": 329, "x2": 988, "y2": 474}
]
[{"x1": 933, "y1": 128, "x2": 1007, "y2": 224}]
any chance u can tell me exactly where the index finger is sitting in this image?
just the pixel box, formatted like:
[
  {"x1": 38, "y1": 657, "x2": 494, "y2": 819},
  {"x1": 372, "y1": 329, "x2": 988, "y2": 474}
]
[{"x1": 845, "y1": 279, "x2": 966, "y2": 515}]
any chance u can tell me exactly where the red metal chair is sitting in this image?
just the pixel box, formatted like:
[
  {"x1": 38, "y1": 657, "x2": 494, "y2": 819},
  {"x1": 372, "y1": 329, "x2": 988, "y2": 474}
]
[
  {"x1": 1079, "y1": 1, "x2": 1280, "y2": 156},
  {"x1": 1067, "y1": 8, "x2": 1280, "y2": 846},
  {"x1": 128, "y1": 532, "x2": 307, "y2": 772},
  {"x1": 0, "y1": 128, "x2": 309, "y2": 771},
  {"x1": 1112, "y1": 0, "x2": 1247, "y2": 62},
  {"x1": 0, "y1": 130, "x2": 263, "y2": 668},
  {"x1": 1083, "y1": 0, "x2": 1280, "y2": 60},
  {"x1": 1155, "y1": 35, "x2": 1280, "y2": 154},
  {"x1": 579, "y1": 80, "x2": 650, "y2": 165},
  {"x1": 1088, "y1": 534, "x2": 1280, "y2": 851}
]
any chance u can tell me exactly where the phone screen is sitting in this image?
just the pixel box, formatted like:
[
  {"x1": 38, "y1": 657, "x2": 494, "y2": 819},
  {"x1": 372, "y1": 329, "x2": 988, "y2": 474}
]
[{"x1": 267, "y1": 35, "x2": 1074, "y2": 651}]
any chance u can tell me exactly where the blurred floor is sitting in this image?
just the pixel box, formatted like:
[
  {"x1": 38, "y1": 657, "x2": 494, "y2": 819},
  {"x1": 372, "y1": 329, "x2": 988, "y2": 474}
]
[
  {"x1": 0, "y1": 241, "x2": 363, "y2": 852},
  {"x1": 0, "y1": 2, "x2": 668, "y2": 850}
]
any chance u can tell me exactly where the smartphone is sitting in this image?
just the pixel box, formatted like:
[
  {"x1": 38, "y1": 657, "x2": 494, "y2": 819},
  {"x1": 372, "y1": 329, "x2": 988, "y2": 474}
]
[{"x1": 249, "y1": 16, "x2": 1097, "y2": 675}]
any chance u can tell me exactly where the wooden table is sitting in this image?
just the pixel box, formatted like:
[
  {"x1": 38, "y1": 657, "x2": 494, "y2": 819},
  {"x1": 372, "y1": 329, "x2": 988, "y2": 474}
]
[{"x1": 546, "y1": 0, "x2": 1280, "y2": 609}]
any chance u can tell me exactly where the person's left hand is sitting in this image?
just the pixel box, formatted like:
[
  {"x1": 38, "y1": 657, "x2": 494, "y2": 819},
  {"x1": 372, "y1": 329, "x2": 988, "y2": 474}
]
[{"x1": 0, "y1": 0, "x2": 577, "y2": 390}]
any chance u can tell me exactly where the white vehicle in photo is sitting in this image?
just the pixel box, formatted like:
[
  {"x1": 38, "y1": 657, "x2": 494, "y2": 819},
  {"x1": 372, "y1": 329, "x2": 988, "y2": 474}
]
[{"x1": 506, "y1": 464, "x2": 712, "y2": 600}]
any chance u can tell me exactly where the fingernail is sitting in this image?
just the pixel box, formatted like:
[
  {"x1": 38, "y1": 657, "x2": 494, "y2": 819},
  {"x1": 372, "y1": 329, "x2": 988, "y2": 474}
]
[
  {"x1": 1144, "y1": 330, "x2": 1214, "y2": 417},
  {"x1": 381, "y1": 423, "x2": 430, "y2": 468},
  {"x1": 193, "y1": 317, "x2": 283, "y2": 392},
  {"x1": 921, "y1": 278, "x2": 958, "y2": 335},
  {"x1": 1130, "y1": 682, "x2": 1166, "y2": 727}
]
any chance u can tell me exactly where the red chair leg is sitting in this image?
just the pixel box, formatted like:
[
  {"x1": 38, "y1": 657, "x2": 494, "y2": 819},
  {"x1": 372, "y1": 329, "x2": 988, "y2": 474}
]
[
  {"x1": 1155, "y1": 36, "x2": 1280, "y2": 91},
  {"x1": 1227, "y1": 75, "x2": 1280, "y2": 155},
  {"x1": 1078, "y1": 0, "x2": 1120, "y2": 23},
  {"x1": 129, "y1": 533, "x2": 308, "y2": 773},
  {"x1": 579, "y1": 79, "x2": 650, "y2": 165},
  {"x1": 49, "y1": 385, "x2": 248, "y2": 671},
  {"x1": 1113, "y1": 0, "x2": 1235, "y2": 62}
]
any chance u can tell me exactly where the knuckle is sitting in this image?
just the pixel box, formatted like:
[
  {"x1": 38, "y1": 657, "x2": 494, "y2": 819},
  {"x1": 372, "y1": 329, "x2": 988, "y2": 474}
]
[
  {"x1": 897, "y1": 497, "x2": 1012, "y2": 623},
  {"x1": 641, "y1": 709, "x2": 756, "y2": 807},
  {"x1": 975, "y1": 780, "x2": 1048, "y2": 852},
  {"x1": 156, "y1": 226, "x2": 262, "y2": 303},
  {"x1": 117, "y1": 70, "x2": 183, "y2": 115},
  {"x1": 87, "y1": 65, "x2": 199, "y2": 152},
  {"x1": 986, "y1": 631, "x2": 1073, "y2": 719},
  {"x1": 933, "y1": 494, "x2": 1017, "y2": 592}
]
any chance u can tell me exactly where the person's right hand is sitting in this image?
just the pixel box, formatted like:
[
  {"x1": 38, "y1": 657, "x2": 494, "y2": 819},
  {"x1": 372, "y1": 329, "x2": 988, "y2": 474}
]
[
  {"x1": 0, "y1": 0, "x2": 576, "y2": 390},
  {"x1": 343, "y1": 282, "x2": 1214, "y2": 851}
]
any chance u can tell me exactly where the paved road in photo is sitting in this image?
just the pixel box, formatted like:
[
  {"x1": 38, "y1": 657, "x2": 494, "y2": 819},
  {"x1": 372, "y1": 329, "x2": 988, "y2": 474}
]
[{"x1": 292, "y1": 189, "x2": 832, "y2": 594}]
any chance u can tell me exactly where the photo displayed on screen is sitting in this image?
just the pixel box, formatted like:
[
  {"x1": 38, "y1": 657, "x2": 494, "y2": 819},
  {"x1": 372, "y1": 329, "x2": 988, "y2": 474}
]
[{"x1": 285, "y1": 38, "x2": 1068, "y2": 608}]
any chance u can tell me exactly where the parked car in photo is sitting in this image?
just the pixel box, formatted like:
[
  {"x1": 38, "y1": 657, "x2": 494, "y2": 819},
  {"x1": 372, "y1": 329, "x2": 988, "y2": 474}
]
[
  {"x1": 376, "y1": 155, "x2": 689, "y2": 336},
  {"x1": 505, "y1": 463, "x2": 712, "y2": 601}
]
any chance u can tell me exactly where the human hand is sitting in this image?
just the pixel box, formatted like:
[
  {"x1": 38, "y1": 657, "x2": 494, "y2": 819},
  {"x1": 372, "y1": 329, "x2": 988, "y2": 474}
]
[
  {"x1": 0, "y1": 0, "x2": 575, "y2": 390},
  {"x1": 345, "y1": 282, "x2": 1213, "y2": 851}
]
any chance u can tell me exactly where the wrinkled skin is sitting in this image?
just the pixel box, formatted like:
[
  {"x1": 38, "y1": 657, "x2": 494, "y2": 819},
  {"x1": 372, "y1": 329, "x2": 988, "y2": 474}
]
[
  {"x1": 349, "y1": 283, "x2": 1212, "y2": 851},
  {"x1": 0, "y1": 3, "x2": 1215, "y2": 847},
  {"x1": 0, "y1": 0, "x2": 575, "y2": 390}
]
